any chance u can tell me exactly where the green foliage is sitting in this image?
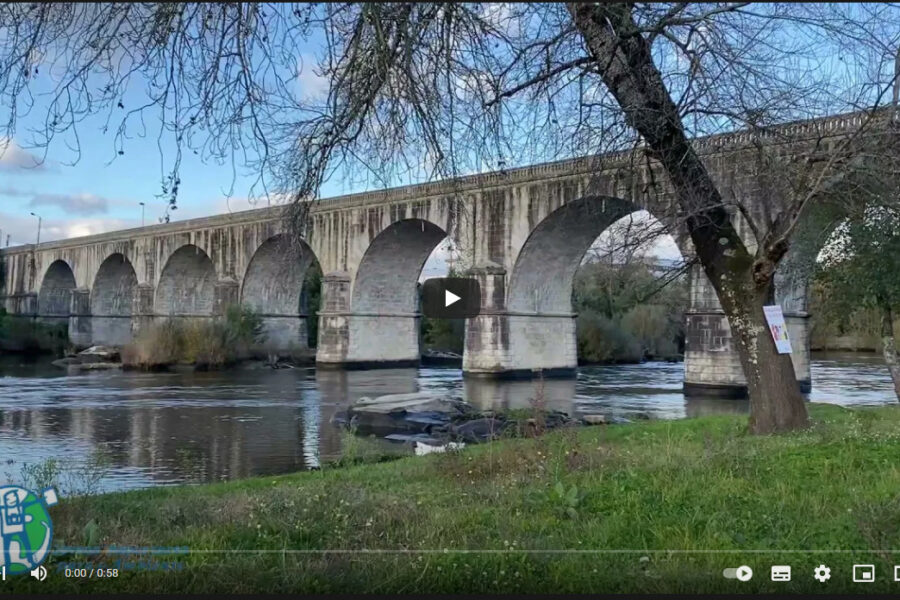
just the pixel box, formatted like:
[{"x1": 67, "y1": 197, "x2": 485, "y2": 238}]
[
  {"x1": 302, "y1": 263, "x2": 322, "y2": 347},
  {"x1": 17, "y1": 457, "x2": 61, "y2": 492},
  {"x1": 551, "y1": 481, "x2": 584, "y2": 520},
  {"x1": 5, "y1": 448, "x2": 110, "y2": 497},
  {"x1": 816, "y1": 206, "x2": 900, "y2": 311},
  {"x1": 0, "y1": 311, "x2": 69, "y2": 355},
  {"x1": 576, "y1": 310, "x2": 644, "y2": 363},
  {"x1": 573, "y1": 260, "x2": 686, "y2": 363},
  {"x1": 421, "y1": 315, "x2": 464, "y2": 352},
  {"x1": 81, "y1": 519, "x2": 101, "y2": 547},
  {"x1": 812, "y1": 205, "x2": 900, "y2": 348},
  {"x1": 223, "y1": 304, "x2": 264, "y2": 347},
  {"x1": 329, "y1": 426, "x2": 409, "y2": 468},
  {"x1": 420, "y1": 265, "x2": 465, "y2": 353}
]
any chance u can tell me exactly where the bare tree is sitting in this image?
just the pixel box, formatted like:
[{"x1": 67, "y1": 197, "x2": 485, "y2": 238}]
[{"x1": 1, "y1": 3, "x2": 899, "y2": 433}]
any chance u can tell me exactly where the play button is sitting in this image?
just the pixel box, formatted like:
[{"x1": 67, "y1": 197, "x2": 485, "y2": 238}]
[
  {"x1": 445, "y1": 289, "x2": 461, "y2": 307},
  {"x1": 422, "y1": 277, "x2": 481, "y2": 319}
]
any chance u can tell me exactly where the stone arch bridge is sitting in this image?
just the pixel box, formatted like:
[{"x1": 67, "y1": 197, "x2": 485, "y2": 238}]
[{"x1": 2, "y1": 112, "x2": 876, "y2": 396}]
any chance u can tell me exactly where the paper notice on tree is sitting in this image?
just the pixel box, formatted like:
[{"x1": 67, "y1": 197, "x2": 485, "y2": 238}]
[{"x1": 763, "y1": 305, "x2": 793, "y2": 354}]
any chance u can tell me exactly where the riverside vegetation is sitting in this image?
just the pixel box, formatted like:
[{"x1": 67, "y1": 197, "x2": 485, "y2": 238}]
[
  {"x1": 0, "y1": 307, "x2": 69, "y2": 355},
  {"x1": 423, "y1": 259, "x2": 688, "y2": 364},
  {"x1": 120, "y1": 305, "x2": 268, "y2": 370},
  {"x1": 5, "y1": 403, "x2": 900, "y2": 594}
]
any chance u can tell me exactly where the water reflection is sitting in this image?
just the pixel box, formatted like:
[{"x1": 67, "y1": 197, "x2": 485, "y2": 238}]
[
  {"x1": 463, "y1": 377, "x2": 576, "y2": 414},
  {"x1": 0, "y1": 351, "x2": 895, "y2": 493}
]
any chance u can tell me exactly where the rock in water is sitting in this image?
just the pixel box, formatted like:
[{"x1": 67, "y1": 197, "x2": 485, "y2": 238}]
[
  {"x1": 347, "y1": 392, "x2": 473, "y2": 437},
  {"x1": 77, "y1": 345, "x2": 120, "y2": 364},
  {"x1": 450, "y1": 418, "x2": 510, "y2": 443}
]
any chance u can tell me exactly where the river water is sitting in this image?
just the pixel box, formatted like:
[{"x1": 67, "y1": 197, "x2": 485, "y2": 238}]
[{"x1": 0, "y1": 352, "x2": 894, "y2": 493}]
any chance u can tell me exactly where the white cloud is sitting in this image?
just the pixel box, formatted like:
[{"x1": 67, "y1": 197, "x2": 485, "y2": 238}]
[
  {"x1": 29, "y1": 192, "x2": 110, "y2": 216},
  {"x1": 480, "y1": 3, "x2": 522, "y2": 37},
  {"x1": 0, "y1": 139, "x2": 47, "y2": 173},
  {"x1": 0, "y1": 211, "x2": 138, "y2": 246},
  {"x1": 296, "y1": 53, "x2": 329, "y2": 102}
]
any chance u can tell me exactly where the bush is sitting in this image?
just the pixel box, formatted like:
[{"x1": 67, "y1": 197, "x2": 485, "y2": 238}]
[
  {"x1": 302, "y1": 264, "x2": 322, "y2": 347},
  {"x1": 576, "y1": 310, "x2": 643, "y2": 363},
  {"x1": 0, "y1": 311, "x2": 69, "y2": 355},
  {"x1": 421, "y1": 316, "x2": 464, "y2": 352},
  {"x1": 573, "y1": 259, "x2": 687, "y2": 363},
  {"x1": 122, "y1": 306, "x2": 264, "y2": 370},
  {"x1": 120, "y1": 319, "x2": 184, "y2": 369}
]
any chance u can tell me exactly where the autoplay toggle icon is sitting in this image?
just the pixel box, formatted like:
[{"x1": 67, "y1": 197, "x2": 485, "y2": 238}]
[{"x1": 422, "y1": 277, "x2": 481, "y2": 319}]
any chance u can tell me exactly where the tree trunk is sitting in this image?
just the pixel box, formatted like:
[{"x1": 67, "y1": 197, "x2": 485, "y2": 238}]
[
  {"x1": 879, "y1": 300, "x2": 900, "y2": 401},
  {"x1": 724, "y1": 278, "x2": 809, "y2": 433},
  {"x1": 567, "y1": 3, "x2": 809, "y2": 433}
]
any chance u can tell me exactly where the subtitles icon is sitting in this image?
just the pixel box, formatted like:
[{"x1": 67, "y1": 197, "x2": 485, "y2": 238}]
[{"x1": 771, "y1": 565, "x2": 791, "y2": 582}]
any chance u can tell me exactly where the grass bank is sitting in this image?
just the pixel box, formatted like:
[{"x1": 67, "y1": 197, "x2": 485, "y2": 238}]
[{"x1": 11, "y1": 403, "x2": 900, "y2": 594}]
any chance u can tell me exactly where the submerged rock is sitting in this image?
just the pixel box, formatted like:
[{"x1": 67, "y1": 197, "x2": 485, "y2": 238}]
[
  {"x1": 450, "y1": 417, "x2": 511, "y2": 442},
  {"x1": 51, "y1": 357, "x2": 81, "y2": 369},
  {"x1": 342, "y1": 392, "x2": 474, "y2": 437},
  {"x1": 77, "y1": 345, "x2": 120, "y2": 363}
]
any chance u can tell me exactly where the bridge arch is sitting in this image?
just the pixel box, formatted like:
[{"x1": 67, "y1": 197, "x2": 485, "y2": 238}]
[
  {"x1": 351, "y1": 218, "x2": 447, "y2": 313},
  {"x1": 471, "y1": 196, "x2": 686, "y2": 377},
  {"x1": 155, "y1": 244, "x2": 216, "y2": 316},
  {"x1": 241, "y1": 234, "x2": 321, "y2": 350},
  {"x1": 317, "y1": 218, "x2": 447, "y2": 367},
  {"x1": 90, "y1": 253, "x2": 138, "y2": 345},
  {"x1": 508, "y1": 196, "x2": 637, "y2": 314},
  {"x1": 37, "y1": 260, "x2": 77, "y2": 318}
]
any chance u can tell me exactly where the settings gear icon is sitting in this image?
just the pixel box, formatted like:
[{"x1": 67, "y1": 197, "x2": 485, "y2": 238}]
[{"x1": 814, "y1": 564, "x2": 832, "y2": 582}]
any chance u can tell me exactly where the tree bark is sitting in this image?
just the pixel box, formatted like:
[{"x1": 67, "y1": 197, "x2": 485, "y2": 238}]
[
  {"x1": 567, "y1": 2, "x2": 808, "y2": 433},
  {"x1": 879, "y1": 300, "x2": 900, "y2": 401}
]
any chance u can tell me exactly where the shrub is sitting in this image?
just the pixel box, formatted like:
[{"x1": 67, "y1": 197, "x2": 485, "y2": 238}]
[
  {"x1": 121, "y1": 319, "x2": 184, "y2": 369},
  {"x1": 122, "y1": 306, "x2": 264, "y2": 370},
  {"x1": 421, "y1": 316, "x2": 464, "y2": 352},
  {"x1": 576, "y1": 310, "x2": 643, "y2": 363},
  {"x1": 0, "y1": 312, "x2": 69, "y2": 355}
]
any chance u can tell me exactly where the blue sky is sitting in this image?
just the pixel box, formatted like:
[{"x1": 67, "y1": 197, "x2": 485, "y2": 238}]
[
  {"x1": 0, "y1": 58, "x2": 339, "y2": 246},
  {"x1": 0, "y1": 3, "x2": 692, "y2": 266}
]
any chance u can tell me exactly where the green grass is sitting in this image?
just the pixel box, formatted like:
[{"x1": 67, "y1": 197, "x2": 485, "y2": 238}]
[{"x1": 11, "y1": 403, "x2": 900, "y2": 594}]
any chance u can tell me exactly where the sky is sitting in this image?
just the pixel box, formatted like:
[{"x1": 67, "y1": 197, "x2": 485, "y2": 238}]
[{"x1": 0, "y1": 5, "x2": 682, "y2": 268}]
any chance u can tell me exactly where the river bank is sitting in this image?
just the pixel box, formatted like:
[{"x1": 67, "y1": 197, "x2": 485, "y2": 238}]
[{"x1": 6, "y1": 403, "x2": 900, "y2": 594}]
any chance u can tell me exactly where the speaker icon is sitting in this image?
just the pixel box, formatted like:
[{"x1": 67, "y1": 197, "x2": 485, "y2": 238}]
[{"x1": 30, "y1": 565, "x2": 47, "y2": 581}]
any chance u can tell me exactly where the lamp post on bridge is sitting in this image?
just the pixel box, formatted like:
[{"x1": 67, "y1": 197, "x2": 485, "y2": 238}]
[
  {"x1": 139, "y1": 202, "x2": 145, "y2": 227},
  {"x1": 29, "y1": 212, "x2": 41, "y2": 246}
]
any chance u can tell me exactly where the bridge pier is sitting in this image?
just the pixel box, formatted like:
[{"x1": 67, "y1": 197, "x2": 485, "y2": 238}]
[
  {"x1": 463, "y1": 264, "x2": 577, "y2": 379},
  {"x1": 132, "y1": 283, "x2": 155, "y2": 337},
  {"x1": 69, "y1": 288, "x2": 92, "y2": 348},
  {"x1": 257, "y1": 315, "x2": 308, "y2": 353},
  {"x1": 316, "y1": 271, "x2": 420, "y2": 369},
  {"x1": 683, "y1": 264, "x2": 812, "y2": 397}
]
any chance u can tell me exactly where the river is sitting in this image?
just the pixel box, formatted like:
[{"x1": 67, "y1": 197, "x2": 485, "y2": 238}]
[{"x1": 0, "y1": 352, "x2": 894, "y2": 493}]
